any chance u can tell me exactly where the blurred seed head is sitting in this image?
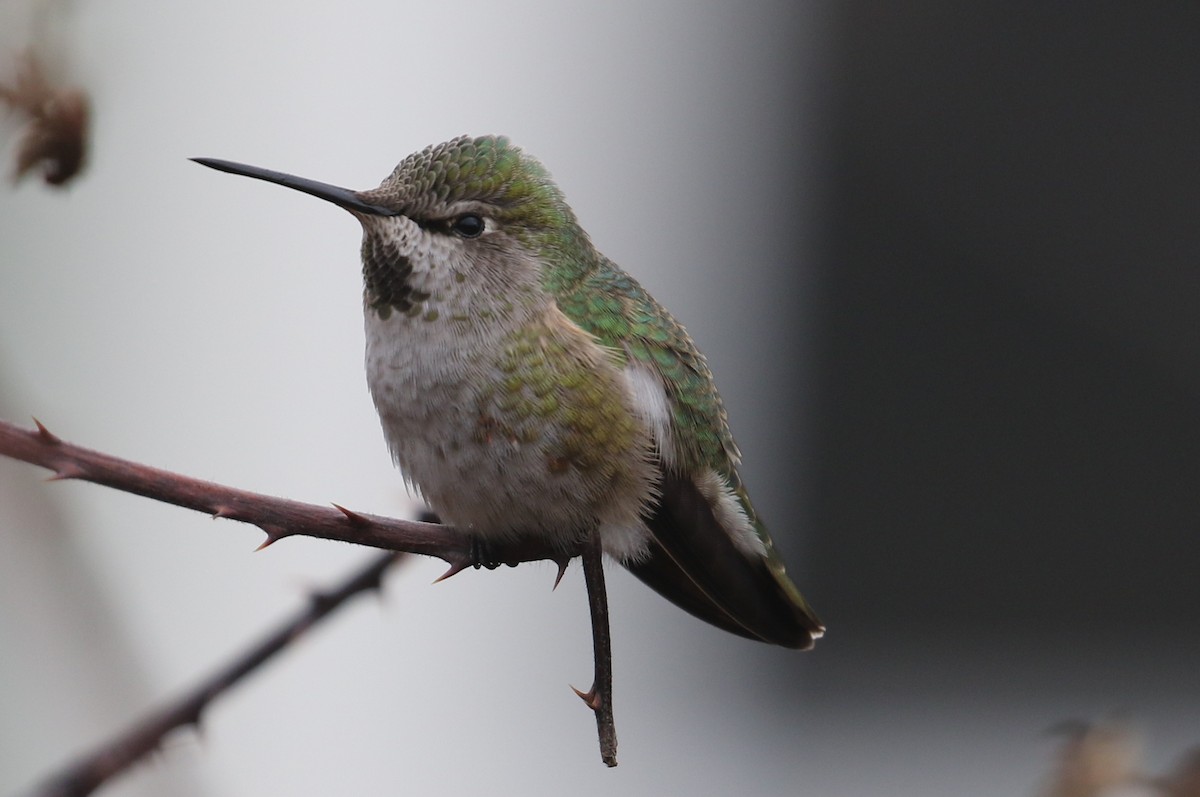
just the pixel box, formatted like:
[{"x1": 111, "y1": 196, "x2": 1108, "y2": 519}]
[
  {"x1": 0, "y1": 49, "x2": 89, "y2": 186},
  {"x1": 1161, "y1": 747, "x2": 1200, "y2": 797},
  {"x1": 1039, "y1": 718, "x2": 1154, "y2": 797}
]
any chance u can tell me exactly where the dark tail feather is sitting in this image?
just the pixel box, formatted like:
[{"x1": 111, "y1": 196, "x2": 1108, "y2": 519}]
[
  {"x1": 625, "y1": 471, "x2": 821, "y2": 649},
  {"x1": 625, "y1": 540, "x2": 765, "y2": 641}
]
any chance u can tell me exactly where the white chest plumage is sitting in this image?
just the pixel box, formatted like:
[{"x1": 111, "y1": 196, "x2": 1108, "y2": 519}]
[{"x1": 363, "y1": 287, "x2": 658, "y2": 561}]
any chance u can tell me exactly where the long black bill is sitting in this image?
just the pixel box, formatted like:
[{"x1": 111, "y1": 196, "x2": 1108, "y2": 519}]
[{"x1": 191, "y1": 157, "x2": 399, "y2": 217}]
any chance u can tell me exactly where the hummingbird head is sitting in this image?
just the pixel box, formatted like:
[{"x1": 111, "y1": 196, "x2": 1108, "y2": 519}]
[{"x1": 194, "y1": 136, "x2": 594, "y2": 320}]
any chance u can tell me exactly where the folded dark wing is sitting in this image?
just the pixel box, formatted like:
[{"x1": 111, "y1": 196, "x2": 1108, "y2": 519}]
[{"x1": 627, "y1": 470, "x2": 821, "y2": 649}]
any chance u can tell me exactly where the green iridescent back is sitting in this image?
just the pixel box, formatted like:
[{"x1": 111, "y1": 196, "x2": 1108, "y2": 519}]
[
  {"x1": 554, "y1": 261, "x2": 741, "y2": 476},
  {"x1": 561, "y1": 254, "x2": 817, "y2": 624}
]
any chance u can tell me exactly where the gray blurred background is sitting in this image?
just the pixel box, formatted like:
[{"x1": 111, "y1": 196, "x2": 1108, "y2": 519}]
[{"x1": 2, "y1": 2, "x2": 1198, "y2": 795}]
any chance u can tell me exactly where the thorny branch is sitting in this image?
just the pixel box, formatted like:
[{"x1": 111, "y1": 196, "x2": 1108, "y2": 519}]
[
  {"x1": 28, "y1": 550, "x2": 405, "y2": 797},
  {"x1": 0, "y1": 416, "x2": 623, "y2": 786},
  {"x1": 0, "y1": 417, "x2": 572, "y2": 575},
  {"x1": 574, "y1": 527, "x2": 619, "y2": 766}
]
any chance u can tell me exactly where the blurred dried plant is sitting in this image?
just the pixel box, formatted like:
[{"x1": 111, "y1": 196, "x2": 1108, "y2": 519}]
[
  {"x1": 1038, "y1": 718, "x2": 1160, "y2": 797},
  {"x1": 1160, "y1": 748, "x2": 1200, "y2": 797},
  {"x1": 0, "y1": 49, "x2": 89, "y2": 186}
]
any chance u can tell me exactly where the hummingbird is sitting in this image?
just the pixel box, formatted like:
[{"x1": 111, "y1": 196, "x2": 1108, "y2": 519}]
[{"x1": 193, "y1": 135, "x2": 823, "y2": 649}]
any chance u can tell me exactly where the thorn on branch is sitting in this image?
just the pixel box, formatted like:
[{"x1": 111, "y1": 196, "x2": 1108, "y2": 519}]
[
  {"x1": 578, "y1": 528, "x2": 618, "y2": 766},
  {"x1": 254, "y1": 526, "x2": 288, "y2": 551},
  {"x1": 0, "y1": 419, "x2": 624, "y2": 773},
  {"x1": 332, "y1": 503, "x2": 370, "y2": 525},
  {"x1": 0, "y1": 417, "x2": 557, "y2": 570},
  {"x1": 308, "y1": 590, "x2": 336, "y2": 616},
  {"x1": 182, "y1": 706, "x2": 204, "y2": 734},
  {"x1": 23, "y1": 550, "x2": 406, "y2": 797},
  {"x1": 571, "y1": 683, "x2": 602, "y2": 712},
  {"x1": 432, "y1": 558, "x2": 471, "y2": 584},
  {"x1": 46, "y1": 462, "x2": 85, "y2": 481},
  {"x1": 552, "y1": 558, "x2": 570, "y2": 591},
  {"x1": 33, "y1": 417, "x2": 60, "y2": 444}
]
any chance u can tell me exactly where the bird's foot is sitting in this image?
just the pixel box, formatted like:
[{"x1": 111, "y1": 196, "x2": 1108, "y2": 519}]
[{"x1": 469, "y1": 536, "x2": 502, "y2": 570}]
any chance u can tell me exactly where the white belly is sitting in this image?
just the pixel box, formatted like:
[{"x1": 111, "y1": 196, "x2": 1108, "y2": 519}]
[{"x1": 364, "y1": 308, "x2": 656, "y2": 560}]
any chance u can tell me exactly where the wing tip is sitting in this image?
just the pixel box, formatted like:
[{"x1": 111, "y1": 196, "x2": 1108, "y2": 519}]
[{"x1": 636, "y1": 470, "x2": 825, "y2": 650}]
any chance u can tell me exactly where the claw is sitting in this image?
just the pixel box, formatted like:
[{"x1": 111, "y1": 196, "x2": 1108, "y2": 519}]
[{"x1": 469, "y1": 536, "x2": 502, "y2": 570}]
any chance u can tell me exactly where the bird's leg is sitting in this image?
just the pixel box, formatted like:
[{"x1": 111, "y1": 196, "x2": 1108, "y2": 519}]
[{"x1": 571, "y1": 526, "x2": 618, "y2": 767}]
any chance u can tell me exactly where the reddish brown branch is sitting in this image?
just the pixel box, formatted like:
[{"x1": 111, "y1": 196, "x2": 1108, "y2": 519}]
[
  {"x1": 0, "y1": 417, "x2": 572, "y2": 573},
  {"x1": 29, "y1": 550, "x2": 405, "y2": 797},
  {"x1": 574, "y1": 527, "x2": 619, "y2": 766},
  {"x1": 0, "y1": 417, "x2": 620, "y2": 772}
]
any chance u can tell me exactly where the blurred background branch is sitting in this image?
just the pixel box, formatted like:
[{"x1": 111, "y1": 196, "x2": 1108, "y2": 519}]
[{"x1": 25, "y1": 550, "x2": 405, "y2": 797}]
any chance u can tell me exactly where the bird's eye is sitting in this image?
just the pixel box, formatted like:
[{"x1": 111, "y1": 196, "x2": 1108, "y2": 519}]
[{"x1": 450, "y1": 214, "x2": 485, "y2": 238}]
